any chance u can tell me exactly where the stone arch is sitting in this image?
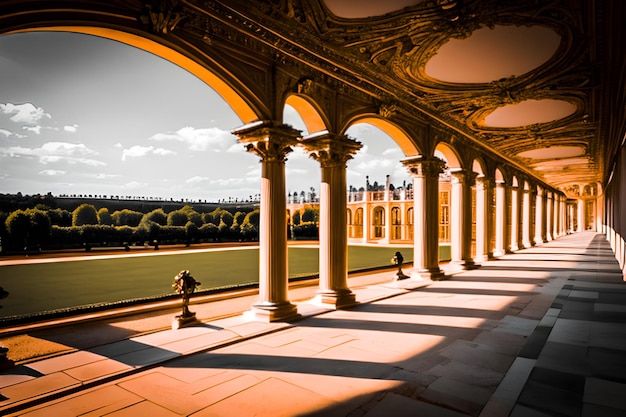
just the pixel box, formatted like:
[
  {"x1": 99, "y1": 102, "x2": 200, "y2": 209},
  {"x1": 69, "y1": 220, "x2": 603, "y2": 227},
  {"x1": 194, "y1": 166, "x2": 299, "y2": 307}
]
[
  {"x1": 494, "y1": 168, "x2": 506, "y2": 184},
  {"x1": 284, "y1": 94, "x2": 328, "y2": 135},
  {"x1": 343, "y1": 116, "x2": 422, "y2": 157},
  {"x1": 1, "y1": 25, "x2": 262, "y2": 124},
  {"x1": 471, "y1": 158, "x2": 487, "y2": 176},
  {"x1": 434, "y1": 142, "x2": 462, "y2": 170}
]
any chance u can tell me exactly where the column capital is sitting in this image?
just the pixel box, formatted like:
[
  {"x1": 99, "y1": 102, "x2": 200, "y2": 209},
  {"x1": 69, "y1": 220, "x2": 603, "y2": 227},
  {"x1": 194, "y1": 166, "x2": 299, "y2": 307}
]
[
  {"x1": 401, "y1": 156, "x2": 446, "y2": 178},
  {"x1": 300, "y1": 132, "x2": 362, "y2": 167},
  {"x1": 232, "y1": 120, "x2": 301, "y2": 162},
  {"x1": 449, "y1": 169, "x2": 477, "y2": 185},
  {"x1": 475, "y1": 175, "x2": 494, "y2": 190}
]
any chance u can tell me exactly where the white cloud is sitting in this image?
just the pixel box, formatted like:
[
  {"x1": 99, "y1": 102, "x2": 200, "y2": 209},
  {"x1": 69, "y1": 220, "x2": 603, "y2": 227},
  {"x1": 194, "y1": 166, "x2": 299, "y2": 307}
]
[
  {"x1": 121, "y1": 145, "x2": 176, "y2": 161},
  {"x1": 64, "y1": 124, "x2": 79, "y2": 133},
  {"x1": 123, "y1": 181, "x2": 147, "y2": 190},
  {"x1": 186, "y1": 176, "x2": 210, "y2": 185},
  {"x1": 0, "y1": 129, "x2": 11, "y2": 138},
  {"x1": 22, "y1": 125, "x2": 42, "y2": 134},
  {"x1": 114, "y1": 143, "x2": 122, "y2": 148},
  {"x1": 382, "y1": 147, "x2": 402, "y2": 156},
  {"x1": 150, "y1": 126, "x2": 237, "y2": 151},
  {"x1": 1, "y1": 102, "x2": 51, "y2": 125},
  {"x1": 0, "y1": 141, "x2": 105, "y2": 166},
  {"x1": 226, "y1": 143, "x2": 246, "y2": 153},
  {"x1": 39, "y1": 169, "x2": 66, "y2": 176},
  {"x1": 92, "y1": 173, "x2": 122, "y2": 180}
]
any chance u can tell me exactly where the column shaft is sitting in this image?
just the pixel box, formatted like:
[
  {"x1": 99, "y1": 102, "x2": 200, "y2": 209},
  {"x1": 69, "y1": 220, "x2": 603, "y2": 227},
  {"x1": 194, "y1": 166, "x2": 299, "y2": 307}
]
[
  {"x1": 302, "y1": 133, "x2": 361, "y2": 308},
  {"x1": 535, "y1": 188, "x2": 544, "y2": 245},
  {"x1": 494, "y1": 180, "x2": 506, "y2": 256},
  {"x1": 522, "y1": 188, "x2": 532, "y2": 248},
  {"x1": 403, "y1": 157, "x2": 446, "y2": 281},
  {"x1": 233, "y1": 121, "x2": 300, "y2": 322},
  {"x1": 450, "y1": 170, "x2": 476, "y2": 270},
  {"x1": 510, "y1": 186, "x2": 520, "y2": 251}
]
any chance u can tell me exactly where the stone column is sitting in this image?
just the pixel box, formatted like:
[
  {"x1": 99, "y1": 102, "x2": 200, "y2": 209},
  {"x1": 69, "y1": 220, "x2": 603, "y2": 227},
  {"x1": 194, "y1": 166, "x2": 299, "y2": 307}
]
[
  {"x1": 510, "y1": 183, "x2": 520, "y2": 251},
  {"x1": 522, "y1": 185, "x2": 532, "y2": 248},
  {"x1": 450, "y1": 169, "x2": 477, "y2": 270},
  {"x1": 534, "y1": 187, "x2": 544, "y2": 245},
  {"x1": 493, "y1": 179, "x2": 506, "y2": 256},
  {"x1": 577, "y1": 198, "x2": 586, "y2": 232},
  {"x1": 232, "y1": 121, "x2": 300, "y2": 322},
  {"x1": 402, "y1": 156, "x2": 446, "y2": 281},
  {"x1": 301, "y1": 133, "x2": 362, "y2": 308},
  {"x1": 475, "y1": 176, "x2": 494, "y2": 262},
  {"x1": 546, "y1": 191, "x2": 553, "y2": 241}
]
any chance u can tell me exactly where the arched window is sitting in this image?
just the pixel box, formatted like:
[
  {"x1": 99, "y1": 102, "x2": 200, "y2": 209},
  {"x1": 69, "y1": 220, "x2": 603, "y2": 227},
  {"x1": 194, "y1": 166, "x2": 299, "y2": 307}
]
[
  {"x1": 407, "y1": 207, "x2": 414, "y2": 241},
  {"x1": 354, "y1": 207, "x2": 364, "y2": 238},
  {"x1": 391, "y1": 207, "x2": 401, "y2": 240},
  {"x1": 372, "y1": 206, "x2": 385, "y2": 239},
  {"x1": 439, "y1": 190, "x2": 450, "y2": 242}
]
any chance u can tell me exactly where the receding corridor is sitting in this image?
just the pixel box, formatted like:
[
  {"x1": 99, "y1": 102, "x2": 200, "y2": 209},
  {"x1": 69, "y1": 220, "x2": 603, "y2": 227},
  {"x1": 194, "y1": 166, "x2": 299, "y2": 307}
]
[{"x1": 1, "y1": 231, "x2": 624, "y2": 416}]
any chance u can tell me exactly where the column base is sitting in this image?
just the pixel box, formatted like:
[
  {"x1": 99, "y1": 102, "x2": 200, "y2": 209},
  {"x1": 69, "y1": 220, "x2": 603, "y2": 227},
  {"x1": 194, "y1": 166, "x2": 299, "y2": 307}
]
[
  {"x1": 172, "y1": 312, "x2": 199, "y2": 330},
  {"x1": 534, "y1": 237, "x2": 544, "y2": 245},
  {"x1": 493, "y1": 249, "x2": 506, "y2": 257},
  {"x1": 448, "y1": 259, "x2": 479, "y2": 272},
  {"x1": 410, "y1": 267, "x2": 447, "y2": 281},
  {"x1": 509, "y1": 244, "x2": 519, "y2": 252},
  {"x1": 311, "y1": 289, "x2": 357, "y2": 309},
  {"x1": 243, "y1": 302, "x2": 301, "y2": 323}
]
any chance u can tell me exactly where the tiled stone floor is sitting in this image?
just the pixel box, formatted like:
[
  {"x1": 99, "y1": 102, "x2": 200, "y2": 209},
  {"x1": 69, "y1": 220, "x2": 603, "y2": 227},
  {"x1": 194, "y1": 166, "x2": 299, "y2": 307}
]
[{"x1": 1, "y1": 231, "x2": 625, "y2": 416}]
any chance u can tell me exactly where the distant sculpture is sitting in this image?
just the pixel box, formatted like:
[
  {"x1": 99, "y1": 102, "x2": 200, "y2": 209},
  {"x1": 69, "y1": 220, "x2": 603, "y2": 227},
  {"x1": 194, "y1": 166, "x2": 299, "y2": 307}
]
[
  {"x1": 172, "y1": 270, "x2": 201, "y2": 328},
  {"x1": 392, "y1": 251, "x2": 409, "y2": 280}
]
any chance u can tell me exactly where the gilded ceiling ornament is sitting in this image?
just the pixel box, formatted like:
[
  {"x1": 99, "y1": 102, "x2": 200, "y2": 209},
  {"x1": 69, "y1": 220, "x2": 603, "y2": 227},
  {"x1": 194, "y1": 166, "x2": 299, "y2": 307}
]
[
  {"x1": 378, "y1": 103, "x2": 399, "y2": 119},
  {"x1": 141, "y1": 0, "x2": 186, "y2": 34},
  {"x1": 297, "y1": 78, "x2": 314, "y2": 94}
]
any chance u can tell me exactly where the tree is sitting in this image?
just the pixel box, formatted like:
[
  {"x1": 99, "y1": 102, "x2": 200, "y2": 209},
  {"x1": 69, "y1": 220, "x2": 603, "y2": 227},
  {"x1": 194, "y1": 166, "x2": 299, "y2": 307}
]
[
  {"x1": 112, "y1": 209, "x2": 143, "y2": 227},
  {"x1": 240, "y1": 209, "x2": 260, "y2": 240},
  {"x1": 26, "y1": 208, "x2": 51, "y2": 245},
  {"x1": 48, "y1": 208, "x2": 72, "y2": 226},
  {"x1": 142, "y1": 208, "x2": 167, "y2": 226},
  {"x1": 292, "y1": 210, "x2": 301, "y2": 225},
  {"x1": 167, "y1": 210, "x2": 188, "y2": 226},
  {"x1": 5, "y1": 210, "x2": 31, "y2": 248},
  {"x1": 97, "y1": 207, "x2": 113, "y2": 225},
  {"x1": 73, "y1": 203, "x2": 98, "y2": 226},
  {"x1": 301, "y1": 206, "x2": 318, "y2": 223}
]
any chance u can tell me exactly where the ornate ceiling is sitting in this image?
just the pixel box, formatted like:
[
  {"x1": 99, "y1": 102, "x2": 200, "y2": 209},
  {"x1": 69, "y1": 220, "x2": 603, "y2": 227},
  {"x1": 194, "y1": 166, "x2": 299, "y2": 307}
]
[
  {"x1": 233, "y1": 0, "x2": 624, "y2": 197},
  {"x1": 2, "y1": 0, "x2": 622, "y2": 199}
]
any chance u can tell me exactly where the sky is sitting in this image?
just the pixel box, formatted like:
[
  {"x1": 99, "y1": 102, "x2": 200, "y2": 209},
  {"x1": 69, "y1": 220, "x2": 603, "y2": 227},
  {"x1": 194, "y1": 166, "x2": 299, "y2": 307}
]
[{"x1": 0, "y1": 31, "x2": 412, "y2": 202}]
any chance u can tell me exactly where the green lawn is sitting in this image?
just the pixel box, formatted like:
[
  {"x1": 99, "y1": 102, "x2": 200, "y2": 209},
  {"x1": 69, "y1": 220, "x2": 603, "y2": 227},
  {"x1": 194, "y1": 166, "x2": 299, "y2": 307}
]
[{"x1": 0, "y1": 246, "x2": 411, "y2": 319}]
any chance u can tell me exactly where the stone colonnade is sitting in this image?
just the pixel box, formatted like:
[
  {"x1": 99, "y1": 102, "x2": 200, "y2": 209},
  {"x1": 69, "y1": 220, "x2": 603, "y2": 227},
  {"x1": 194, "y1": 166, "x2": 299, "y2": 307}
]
[{"x1": 232, "y1": 121, "x2": 569, "y2": 322}]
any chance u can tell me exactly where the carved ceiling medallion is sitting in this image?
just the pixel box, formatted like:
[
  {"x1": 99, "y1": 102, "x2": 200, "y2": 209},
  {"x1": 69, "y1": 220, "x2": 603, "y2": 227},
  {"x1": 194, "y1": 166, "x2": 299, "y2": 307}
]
[
  {"x1": 482, "y1": 99, "x2": 577, "y2": 127},
  {"x1": 424, "y1": 25, "x2": 561, "y2": 84}
]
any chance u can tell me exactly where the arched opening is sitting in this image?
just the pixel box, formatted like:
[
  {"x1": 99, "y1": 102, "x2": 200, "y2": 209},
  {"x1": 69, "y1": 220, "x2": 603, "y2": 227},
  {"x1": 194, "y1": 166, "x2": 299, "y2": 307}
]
[
  {"x1": 353, "y1": 207, "x2": 364, "y2": 238},
  {"x1": 391, "y1": 206, "x2": 402, "y2": 240},
  {"x1": 0, "y1": 30, "x2": 264, "y2": 202},
  {"x1": 372, "y1": 206, "x2": 385, "y2": 239}
]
